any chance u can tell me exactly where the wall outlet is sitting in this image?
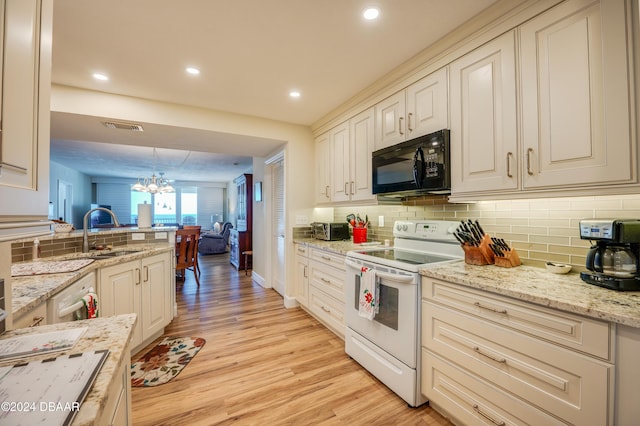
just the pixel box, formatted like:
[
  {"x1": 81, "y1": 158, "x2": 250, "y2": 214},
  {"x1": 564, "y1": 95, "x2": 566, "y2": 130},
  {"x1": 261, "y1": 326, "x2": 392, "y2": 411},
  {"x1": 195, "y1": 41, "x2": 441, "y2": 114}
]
[
  {"x1": 295, "y1": 215, "x2": 309, "y2": 225},
  {"x1": 378, "y1": 215, "x2": 385, "y2": 227},
  {"x1": 155, "y1": 232, "x2": 168, "y2": 239},
  {"x1": 131, "y1": 233, "x2": 145, "y2": 241}
]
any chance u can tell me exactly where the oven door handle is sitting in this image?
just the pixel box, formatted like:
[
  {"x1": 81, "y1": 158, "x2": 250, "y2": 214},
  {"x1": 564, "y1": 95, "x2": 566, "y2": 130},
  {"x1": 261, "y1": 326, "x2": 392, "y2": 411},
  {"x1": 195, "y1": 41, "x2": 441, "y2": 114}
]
[{"x1": 345, "y1": 259, "x2": 414, "y2": 284}]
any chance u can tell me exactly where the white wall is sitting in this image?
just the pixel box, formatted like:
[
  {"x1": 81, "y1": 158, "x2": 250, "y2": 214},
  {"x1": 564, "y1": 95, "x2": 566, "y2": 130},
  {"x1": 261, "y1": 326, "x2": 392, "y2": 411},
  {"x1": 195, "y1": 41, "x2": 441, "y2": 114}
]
[
  {"x1": 51, "y1": 86, "x2": 315, "y2": 301},
  {"x1": 49, "y1": 161, "x2": 92, "y2": 228}
]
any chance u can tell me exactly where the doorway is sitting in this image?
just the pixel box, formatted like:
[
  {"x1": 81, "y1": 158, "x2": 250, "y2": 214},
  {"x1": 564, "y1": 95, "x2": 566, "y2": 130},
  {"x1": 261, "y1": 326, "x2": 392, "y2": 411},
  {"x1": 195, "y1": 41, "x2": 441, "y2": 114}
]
[
  {"x1": 266, "y1": 153, "x2": 285, "y2": 297},
  {"x1": 57, "y1": 180, "x2": 73, "y2": 223}
]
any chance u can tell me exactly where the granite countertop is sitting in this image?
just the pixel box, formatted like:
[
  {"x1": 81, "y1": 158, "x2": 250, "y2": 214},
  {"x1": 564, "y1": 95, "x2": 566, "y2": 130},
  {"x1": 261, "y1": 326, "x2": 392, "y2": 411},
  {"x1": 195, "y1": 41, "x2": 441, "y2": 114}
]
[
  {"x1": 0, "y1": 314, "x2": 136, "y2": 426},
  {"x1": 420, "y1": 260, "x2": 640, "y2": 328},
  {"x1": 294, "y1": 238, "x2": 386, "y2": 255},
  {"x1": 11, "y1": 245, "x2": 173, "y2": 318}
]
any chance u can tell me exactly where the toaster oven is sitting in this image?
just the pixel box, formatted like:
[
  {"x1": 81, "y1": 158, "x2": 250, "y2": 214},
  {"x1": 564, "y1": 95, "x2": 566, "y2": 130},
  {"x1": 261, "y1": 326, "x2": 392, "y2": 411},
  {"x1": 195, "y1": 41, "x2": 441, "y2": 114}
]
[{"x1": 311, "y1": 222, "x2": 350, "y2": 241}]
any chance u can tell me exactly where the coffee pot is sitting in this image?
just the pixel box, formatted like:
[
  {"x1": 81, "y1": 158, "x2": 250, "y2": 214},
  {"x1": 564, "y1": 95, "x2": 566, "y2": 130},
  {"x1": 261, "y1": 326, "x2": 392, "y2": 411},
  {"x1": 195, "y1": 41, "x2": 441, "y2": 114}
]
[
  {"x1": 586, "y1": 244, "x2": 636, "y2": 276},
  {"x1": 580, "y1": 219, "x2": 640, "y2": 291}
]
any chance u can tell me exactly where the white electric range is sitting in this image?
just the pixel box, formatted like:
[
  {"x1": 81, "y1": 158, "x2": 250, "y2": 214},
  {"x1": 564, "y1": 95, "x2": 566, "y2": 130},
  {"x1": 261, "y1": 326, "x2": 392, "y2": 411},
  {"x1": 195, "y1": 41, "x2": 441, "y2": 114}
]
[{"x1": 344, "y1": 220, "x2": 463, "y2": 407}]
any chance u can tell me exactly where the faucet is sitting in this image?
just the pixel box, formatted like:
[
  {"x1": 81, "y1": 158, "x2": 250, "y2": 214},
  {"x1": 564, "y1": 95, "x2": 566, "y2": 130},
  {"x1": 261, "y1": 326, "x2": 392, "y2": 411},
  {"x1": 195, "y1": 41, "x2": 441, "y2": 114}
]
[{"x1": 83, "y1": 207, "x2": 121, "y2": 252}]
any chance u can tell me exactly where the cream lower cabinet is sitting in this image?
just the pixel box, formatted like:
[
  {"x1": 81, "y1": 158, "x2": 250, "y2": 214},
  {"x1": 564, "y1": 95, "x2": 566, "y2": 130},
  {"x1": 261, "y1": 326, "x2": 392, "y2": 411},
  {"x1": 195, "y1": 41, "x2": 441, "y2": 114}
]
[
  {"x1": 99, "y1": 252, "x2": 171, "y2": 352},
  {"x1": 294, "y1": 243, "x2": 309, "y2": 306},
  {"x1": 11, "y1": 302, "x2": 46, "y2": 329},
  {"x1": 421, "y1": 278, "x2": 613, "y2": 425},
  {"x1": 306, "y1": 247, "x2": 345, "y2": 337},
  {"x1": 99, "y1": 342, "x2": 132, "y2": 426}
]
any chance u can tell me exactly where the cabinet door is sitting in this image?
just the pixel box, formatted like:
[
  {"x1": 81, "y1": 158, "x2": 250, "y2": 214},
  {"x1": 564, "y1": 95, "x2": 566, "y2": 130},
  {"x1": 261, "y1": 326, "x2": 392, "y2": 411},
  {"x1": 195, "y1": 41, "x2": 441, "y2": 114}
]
[
  {"x1": 314, "y1": 132, "x2": 331, "y2": 204},
  {"x1": 295, "y1": 253, "x2": 309, "y2": 306},
  {"x1": 99, "y1": 261, "x2": 142, "y2": 348},
  {"x1": 520, "y1": 0, "x2": 633, "y2": 188},
  {"x1": 406, "y1": 67, "x2": 449, "y2": 138},
  {"x1": 141, "y1": 253, "x2": 170, "y2": 341},
  {"x1": 450, "y1": 31, "x2": 518, "y2": 194},
  {"x1": 0, "y1": 0, "x2": 51, "y2": 217},
  {"x1": 375, "y1": 91, "x2": 406, "y2": 150},
  {"x1": 330, "y1": 121, "x2": 350, "y2": 202},
  {"x1": 349, "y1": 107, "x2": 375, "y2": 202}
]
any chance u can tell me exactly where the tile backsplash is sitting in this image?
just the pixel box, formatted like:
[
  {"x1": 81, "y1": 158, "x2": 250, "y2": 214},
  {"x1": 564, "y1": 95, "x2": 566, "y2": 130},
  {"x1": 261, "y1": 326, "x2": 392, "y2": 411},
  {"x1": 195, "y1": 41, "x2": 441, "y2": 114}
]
[{"x1": 335, "y1": 194, "x2": 640, "y2": 269}]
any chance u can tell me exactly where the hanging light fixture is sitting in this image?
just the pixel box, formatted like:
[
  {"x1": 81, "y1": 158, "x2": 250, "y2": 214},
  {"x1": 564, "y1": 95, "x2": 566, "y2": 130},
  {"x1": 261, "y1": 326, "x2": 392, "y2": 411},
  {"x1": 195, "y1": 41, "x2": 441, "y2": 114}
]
[{"x1": 131, "y1": 149, "x2": 176, "y2": 194}]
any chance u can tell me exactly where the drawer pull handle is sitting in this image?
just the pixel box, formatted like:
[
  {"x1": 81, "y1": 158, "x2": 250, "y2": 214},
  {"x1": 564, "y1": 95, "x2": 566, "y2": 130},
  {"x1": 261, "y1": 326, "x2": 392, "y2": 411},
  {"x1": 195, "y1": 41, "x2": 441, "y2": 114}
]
[
  {"x1": 473, "y1": 404, "x2": 505, "y2": 426},
  {"x1": 30, "y1": 316, "x2": 44, "y2": 327},
  {"x1": 321, "y1": 305, "x2": 331, "y2": 313},
  {"x1": 473, "y1": 346, "x2": 506, "y2": 364},
  {"x1": 321, "y1": 256, "x2": 331, "y2": 261},
  {"x1": 297, "y1": 248, "x2": 306, "y2": 253},
  {"x1": 474, "y1": 302, "x2": 507, "y2": 314},
  {"x1": 320, "y1": 278, "x2": 331, "y2": 283}
]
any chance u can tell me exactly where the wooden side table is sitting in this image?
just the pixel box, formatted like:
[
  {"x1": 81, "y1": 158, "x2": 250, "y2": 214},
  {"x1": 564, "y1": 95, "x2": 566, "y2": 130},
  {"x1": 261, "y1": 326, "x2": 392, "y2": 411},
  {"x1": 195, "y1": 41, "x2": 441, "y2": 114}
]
[{"x1": 242, "y1": 250, "x2": 253, "y2": 275}]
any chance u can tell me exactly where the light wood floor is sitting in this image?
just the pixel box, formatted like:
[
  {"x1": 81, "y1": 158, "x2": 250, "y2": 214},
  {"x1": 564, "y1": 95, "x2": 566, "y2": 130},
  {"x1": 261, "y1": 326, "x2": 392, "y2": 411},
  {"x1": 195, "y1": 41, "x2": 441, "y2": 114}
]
[{"x1": 131, "y1": 253, "x2": 453, "y2": 425}]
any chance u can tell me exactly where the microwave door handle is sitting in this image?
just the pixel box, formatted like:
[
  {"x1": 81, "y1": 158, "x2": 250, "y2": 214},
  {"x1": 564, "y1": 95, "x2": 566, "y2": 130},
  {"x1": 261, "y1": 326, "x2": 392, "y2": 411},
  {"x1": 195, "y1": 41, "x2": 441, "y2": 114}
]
[{"x1": 413, "y1": 146, "x2": 425, "y2": 188}]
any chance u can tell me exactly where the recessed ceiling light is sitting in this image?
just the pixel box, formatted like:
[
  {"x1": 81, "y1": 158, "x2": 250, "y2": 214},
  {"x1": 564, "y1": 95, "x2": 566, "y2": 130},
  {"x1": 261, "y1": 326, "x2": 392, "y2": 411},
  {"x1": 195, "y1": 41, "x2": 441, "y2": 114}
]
[
  {"x1": 186, "y1": 67, "x2": 200, "y2": 75},
  {"x1": 93, "y1": 73, "x2": 109, "y2": 81},
  {"x1": 363, "y1": 7, "x2": 380, "y2": 20},
  {"x1": 289, "y1": 91, "x2": 301, "y2": 98}
]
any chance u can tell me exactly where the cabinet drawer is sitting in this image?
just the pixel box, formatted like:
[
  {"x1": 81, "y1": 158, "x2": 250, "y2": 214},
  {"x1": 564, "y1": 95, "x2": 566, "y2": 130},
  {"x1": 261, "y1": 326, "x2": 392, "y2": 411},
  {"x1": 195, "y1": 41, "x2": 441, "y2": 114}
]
[
  {"x1": 12, "y1": 302, "x2": 46, "y2": 329},
  {"x1": 309, "y1": 248, "x2": 346, "y2": 272},
  {"x1": 309, "y1": 260, "x2": 344, "y2": 301},
  {"x1": 423, "y1": 301, "x2": 612, "y2": 425},
  {"x1": 423, "y1": 278, "x2": 611, "y2": 359},
  {"x1": 309, "y1": 284, "x2": 345, "y2": 337},
  {"x1": 423, "y1": 349, "x2": 564, "y2": 426},
  {"x1": 294, "y1": 243, "x2": 308, "y2": 257}
]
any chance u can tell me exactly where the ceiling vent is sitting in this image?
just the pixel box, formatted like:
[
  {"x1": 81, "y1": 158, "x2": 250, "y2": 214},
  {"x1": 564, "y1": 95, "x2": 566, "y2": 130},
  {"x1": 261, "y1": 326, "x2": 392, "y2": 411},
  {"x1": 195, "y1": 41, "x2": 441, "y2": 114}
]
[{"x1": 102, "y1": 121, "x2": 144, "y2": 132}]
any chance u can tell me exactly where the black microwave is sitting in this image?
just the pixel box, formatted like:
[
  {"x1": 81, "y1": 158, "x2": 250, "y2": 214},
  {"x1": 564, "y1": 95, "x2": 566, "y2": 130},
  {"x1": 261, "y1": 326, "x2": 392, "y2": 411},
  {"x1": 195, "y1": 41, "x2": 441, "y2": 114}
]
[{"x1": 372, "y1": 129, "x2": 450, "y2": 196}]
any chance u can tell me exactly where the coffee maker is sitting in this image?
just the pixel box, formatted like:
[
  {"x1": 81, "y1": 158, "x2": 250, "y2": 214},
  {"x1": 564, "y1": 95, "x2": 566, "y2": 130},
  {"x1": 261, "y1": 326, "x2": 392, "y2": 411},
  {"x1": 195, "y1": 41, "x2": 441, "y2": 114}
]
[{"x1": 579, "y1": 219, "x2": 640, "y2": 291}]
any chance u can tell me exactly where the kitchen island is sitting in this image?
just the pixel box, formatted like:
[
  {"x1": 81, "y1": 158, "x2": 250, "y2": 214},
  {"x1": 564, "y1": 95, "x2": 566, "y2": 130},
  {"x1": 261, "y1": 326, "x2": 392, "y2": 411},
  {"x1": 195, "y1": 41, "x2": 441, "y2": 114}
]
[{"x1": 0, "y1": 314, "x2": 136, "y2": 425}]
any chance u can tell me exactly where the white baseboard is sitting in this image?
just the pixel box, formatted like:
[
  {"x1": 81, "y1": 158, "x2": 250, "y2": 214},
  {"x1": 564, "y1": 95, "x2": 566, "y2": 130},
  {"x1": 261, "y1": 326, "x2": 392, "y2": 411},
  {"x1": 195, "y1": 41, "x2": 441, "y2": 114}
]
[{"x1": 251, "y1": 271, "x2": 266, "y2": 287}]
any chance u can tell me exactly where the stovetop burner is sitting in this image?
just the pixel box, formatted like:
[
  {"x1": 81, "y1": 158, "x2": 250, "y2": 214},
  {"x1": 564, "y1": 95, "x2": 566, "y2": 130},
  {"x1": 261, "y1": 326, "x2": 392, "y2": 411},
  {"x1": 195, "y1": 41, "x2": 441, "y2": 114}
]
[
  {"x1": 353, "y1": 248, "x2": 456, "y2": 265},
  {"x1": 346, "y1": 220, "x2": 464, "y2": 272}
]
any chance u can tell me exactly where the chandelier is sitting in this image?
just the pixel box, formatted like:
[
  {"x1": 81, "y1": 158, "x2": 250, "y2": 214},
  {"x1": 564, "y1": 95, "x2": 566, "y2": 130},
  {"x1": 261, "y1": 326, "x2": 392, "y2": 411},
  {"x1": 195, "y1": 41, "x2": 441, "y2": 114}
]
[{"x1": 131, "y1": 148, "x2": 175, "y2": 194}]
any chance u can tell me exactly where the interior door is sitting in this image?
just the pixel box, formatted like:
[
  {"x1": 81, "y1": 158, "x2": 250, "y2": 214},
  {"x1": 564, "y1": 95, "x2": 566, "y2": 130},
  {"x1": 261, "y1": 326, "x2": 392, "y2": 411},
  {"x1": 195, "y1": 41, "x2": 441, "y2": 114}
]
[{"x1": 270, "y1": 157, "x2": 285, "y2": 296}]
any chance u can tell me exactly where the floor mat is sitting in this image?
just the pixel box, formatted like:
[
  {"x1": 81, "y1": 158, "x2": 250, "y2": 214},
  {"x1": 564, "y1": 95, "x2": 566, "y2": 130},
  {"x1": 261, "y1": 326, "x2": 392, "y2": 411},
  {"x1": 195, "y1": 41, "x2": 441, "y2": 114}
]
[{"x1": 131, "y1": 336, "x2": 205, "y2": 387}]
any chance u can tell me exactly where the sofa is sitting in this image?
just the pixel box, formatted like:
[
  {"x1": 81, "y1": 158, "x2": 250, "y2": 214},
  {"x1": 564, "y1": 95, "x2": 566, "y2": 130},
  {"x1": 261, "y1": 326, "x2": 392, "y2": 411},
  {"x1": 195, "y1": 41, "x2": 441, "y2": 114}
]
[{"x1": 198, "y1": 222, "x2": 233, "y2": 255}]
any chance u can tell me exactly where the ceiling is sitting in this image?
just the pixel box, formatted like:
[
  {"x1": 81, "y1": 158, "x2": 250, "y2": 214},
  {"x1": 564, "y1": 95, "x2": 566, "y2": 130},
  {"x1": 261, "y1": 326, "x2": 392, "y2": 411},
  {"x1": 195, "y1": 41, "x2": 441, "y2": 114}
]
[{"x1": 50, "y1": 0, "x2": 499, "y2": 182}]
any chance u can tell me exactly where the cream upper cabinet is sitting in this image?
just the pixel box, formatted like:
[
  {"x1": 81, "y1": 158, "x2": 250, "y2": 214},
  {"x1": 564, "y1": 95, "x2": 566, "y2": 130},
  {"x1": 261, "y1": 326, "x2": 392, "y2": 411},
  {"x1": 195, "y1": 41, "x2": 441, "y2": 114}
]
[
  {"x1": 375, "y1": 67, "x2": 448, "y2": 150},
  {"x1": 315, "y1": 132, "x2": 331, "y2": 204},
  {"x1": 520, "y1": 0, "x2": 633, "y2": 189},
  {"x1": 450, "y1": 0, "x2": 635, "y2": 200},
  {"x1": 0, "y1": 0, "x2": 52, "y2": 219},
  {"x1": 329, "y1": 107, "x2": 376, "y2": 203},
  {"x1": 330, "y1": 121, "x2": 350, "y2": 202},
  {"x1": 348, "y1": 108, "x2": 375, "y2": 202},
  {"x1": 450, "y1": 31, "x2": 518, "y2": 194}
]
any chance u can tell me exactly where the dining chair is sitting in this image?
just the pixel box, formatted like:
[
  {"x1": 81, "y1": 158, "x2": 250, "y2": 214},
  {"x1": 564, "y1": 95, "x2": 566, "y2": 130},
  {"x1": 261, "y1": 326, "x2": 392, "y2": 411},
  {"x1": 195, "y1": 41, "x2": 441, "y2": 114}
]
[
  {"x1": 176, "y1": 227, "x2": 201, "y2": 286},
  {"x1": 183, "y1": 225, "x2": 202, "y2": 275}
]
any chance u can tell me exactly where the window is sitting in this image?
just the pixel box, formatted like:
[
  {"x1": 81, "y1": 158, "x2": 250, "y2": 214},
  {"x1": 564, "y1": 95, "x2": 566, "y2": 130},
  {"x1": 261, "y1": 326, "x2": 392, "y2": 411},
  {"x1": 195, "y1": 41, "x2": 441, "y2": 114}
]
[
  {"x1": 181, "y1": 188, "x2": 197, "y2": 225},
  {"x1": 131, "y1": 192, "x2": 152, "y2": 224},
  {"x1": 154, "y1": 192, "x2": 176, "y2": 224}
]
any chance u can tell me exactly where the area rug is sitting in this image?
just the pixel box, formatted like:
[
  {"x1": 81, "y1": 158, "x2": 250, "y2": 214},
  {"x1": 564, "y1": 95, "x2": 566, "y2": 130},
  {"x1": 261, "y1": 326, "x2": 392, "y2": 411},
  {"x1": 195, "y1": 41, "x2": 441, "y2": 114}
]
[{"x1": 131, "y1": 336, "x2": 206, "y2": 387}]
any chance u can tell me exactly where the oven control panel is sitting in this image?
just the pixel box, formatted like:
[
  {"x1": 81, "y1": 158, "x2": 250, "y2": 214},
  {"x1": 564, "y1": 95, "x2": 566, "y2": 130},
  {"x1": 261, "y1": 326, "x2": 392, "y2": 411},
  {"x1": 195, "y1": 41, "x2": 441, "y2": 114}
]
[{"x1": 394, "y1": 220, "x2": 459, "y2": 241}]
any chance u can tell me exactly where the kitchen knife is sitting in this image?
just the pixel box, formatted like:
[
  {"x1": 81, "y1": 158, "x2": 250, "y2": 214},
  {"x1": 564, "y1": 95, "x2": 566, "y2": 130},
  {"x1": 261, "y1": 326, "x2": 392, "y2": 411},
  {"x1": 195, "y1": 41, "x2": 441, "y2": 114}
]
[{"x1": 474, "y1": 220, "x2": 485, "y2": 237}]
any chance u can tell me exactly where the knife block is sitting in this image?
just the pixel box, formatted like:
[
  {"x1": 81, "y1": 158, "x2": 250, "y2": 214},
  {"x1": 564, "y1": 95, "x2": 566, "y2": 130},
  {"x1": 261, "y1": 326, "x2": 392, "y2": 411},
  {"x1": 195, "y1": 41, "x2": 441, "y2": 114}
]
[
  {"x1": 462, "y1": 234, "x2": 495, "y2": 265},
  {"x1": 494, "y1": 248, "x2": 522, "y2": 268}
]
